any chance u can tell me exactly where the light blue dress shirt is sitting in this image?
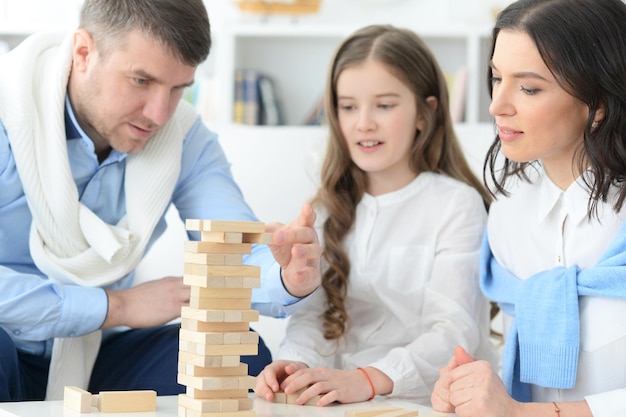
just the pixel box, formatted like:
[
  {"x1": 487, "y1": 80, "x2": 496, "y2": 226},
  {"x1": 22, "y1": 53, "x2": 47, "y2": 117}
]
[{"x1": 0, "y1": 98, "x2": 299, "y2": 356}]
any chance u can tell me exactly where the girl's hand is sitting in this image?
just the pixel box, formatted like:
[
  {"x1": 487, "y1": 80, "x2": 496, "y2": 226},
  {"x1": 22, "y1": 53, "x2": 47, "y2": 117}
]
[
  {"x1": 280, "y1": 367, "x2": 378, "y2": 406},
  {"x1": 255, "y1": 360, "x2": 308, "y2": 402}
]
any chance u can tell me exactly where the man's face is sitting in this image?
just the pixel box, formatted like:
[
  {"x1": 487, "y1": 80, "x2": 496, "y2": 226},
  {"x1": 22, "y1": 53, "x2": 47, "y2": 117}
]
[{"x1": 69, "y1": 29, "x2": 197, "y2": 157}]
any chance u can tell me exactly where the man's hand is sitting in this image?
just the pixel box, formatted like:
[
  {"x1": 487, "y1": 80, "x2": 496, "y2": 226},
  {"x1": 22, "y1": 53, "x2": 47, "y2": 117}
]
[
  {"x1": 102, "y1": 276, "x2": 189, "y2": 329},
  {"x1": 266, "y1": 204, "x2": 321, "y2": 298}
]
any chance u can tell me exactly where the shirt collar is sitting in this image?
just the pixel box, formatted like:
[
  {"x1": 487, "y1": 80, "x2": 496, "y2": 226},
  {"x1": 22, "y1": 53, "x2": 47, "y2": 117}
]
[
  {"x1": 537, "y1": 169, "x2": 591, "y2": 225},
  {"x1": 64, "y1": 95, "x2": 126, "y2": 163}
]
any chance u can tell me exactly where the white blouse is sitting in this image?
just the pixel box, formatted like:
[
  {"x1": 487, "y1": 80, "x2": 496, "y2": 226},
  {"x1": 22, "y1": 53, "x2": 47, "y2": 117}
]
[
  {"x1": 488, "y1": 170, "x2": 626, "y2": 417},
  {"x1": 277, "y1": 172, "x2": 498, "y2": 404}
]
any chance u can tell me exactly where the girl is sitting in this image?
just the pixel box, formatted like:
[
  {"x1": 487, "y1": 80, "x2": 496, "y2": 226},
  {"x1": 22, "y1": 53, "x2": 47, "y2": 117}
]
[
  {"x1": 432, "y1": 0, "x2": 626, "y2": 416},
  {"x1": 255, "y1": 24, "x2": 497, "y2": 406}
]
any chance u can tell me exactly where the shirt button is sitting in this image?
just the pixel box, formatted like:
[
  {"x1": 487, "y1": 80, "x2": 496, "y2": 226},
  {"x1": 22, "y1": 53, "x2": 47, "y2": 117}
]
[
  {"x1": 69, "y1": 331, "x2": 76, "y2": 337},
  {"x1": 12, "y1": 329, "x2": 21, "y2": 336}
]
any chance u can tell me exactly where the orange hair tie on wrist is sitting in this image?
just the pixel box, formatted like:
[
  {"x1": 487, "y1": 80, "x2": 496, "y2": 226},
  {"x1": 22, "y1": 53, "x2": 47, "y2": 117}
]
[
  {"x1": 553, "y1": 402, "x2": 561, "y2": 417},
  {"x1": 357, "y1": 367, "x2": 375, "y2": 400}
]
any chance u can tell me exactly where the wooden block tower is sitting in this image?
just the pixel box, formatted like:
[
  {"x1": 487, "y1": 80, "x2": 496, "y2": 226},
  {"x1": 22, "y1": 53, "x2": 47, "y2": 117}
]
[{"x1": 178, "y1": 219, "x2": 271, "y2": 417}]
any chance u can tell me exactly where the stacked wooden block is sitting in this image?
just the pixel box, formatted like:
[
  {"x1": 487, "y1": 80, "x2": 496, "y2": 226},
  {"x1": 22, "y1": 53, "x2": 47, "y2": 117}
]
[{"x1": 178, "y1": 219, "x2": 271, "y2": 417}]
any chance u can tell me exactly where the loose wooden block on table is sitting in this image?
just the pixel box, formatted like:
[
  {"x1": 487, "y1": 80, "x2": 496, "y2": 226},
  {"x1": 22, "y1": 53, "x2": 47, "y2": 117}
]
[
  {"x1": 96, "y1": 390, "x2": 157, "y2": 413},
  {"x1": 64, "y1": 386, "x2": 92, "y2": 413},
  {"x1": 344, "y1": 408, "x2": 404, "y2": 417},
  {"x1": 375, "y1": 409, "x2": 419, "y2": 417},
  {"x1": 267, "y1": 387, "x2": 322, "y2": 406}
]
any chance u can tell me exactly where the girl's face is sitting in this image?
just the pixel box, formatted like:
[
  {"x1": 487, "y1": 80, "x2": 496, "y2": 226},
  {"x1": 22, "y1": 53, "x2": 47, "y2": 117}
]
[
  {"x1": 489, "y1": 30, "x2": 589, "y2": 188},
  {"x1": 336, "y1": 59, "x2": 423, "y2": 196}
]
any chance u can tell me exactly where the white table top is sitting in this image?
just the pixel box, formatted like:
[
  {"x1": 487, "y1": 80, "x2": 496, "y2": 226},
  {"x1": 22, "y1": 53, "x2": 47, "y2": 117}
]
[{"x1": 0, "y1": 395, "x2": 454, "y2": 417}]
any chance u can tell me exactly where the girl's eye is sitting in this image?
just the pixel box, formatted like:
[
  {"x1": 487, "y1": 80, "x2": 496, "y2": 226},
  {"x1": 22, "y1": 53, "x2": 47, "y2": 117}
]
[
  {"x1": 378, "y1": 103, "x2": 395, "y2": 110},
  {"x1": 490, "y1": 76, "x2": 502, "y2": 86},
  {"x1": 339, "y1": 104, "x2": 355, "y2": 111},
  {"x1": 134, "y1": 78, "x2": 149, "y2": 86}
]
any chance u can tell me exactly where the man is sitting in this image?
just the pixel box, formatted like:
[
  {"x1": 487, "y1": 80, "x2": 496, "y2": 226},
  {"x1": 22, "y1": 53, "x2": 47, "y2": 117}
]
[{"x1": 0, "y1": 0, "x2": 321, "y2": 401}]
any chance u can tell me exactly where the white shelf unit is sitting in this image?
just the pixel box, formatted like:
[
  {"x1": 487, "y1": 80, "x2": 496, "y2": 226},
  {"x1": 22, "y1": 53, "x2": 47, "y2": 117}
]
[{"x1": 214, "y1": 22, "x2": 494, "y2": 128}]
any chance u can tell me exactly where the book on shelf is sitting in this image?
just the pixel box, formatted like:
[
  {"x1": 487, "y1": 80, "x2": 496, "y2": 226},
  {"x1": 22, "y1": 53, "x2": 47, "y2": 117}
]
[
  {"x1": 233, "y1": 68, "x2": 282, "y2": 126},
  {"x1": 444, "y1": 65, "x2": 468, "y2": 123}
]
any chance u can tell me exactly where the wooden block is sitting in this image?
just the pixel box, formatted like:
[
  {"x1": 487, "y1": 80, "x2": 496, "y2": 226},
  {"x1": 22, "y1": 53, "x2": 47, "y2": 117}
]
[
  {"x1": 184, "y1": 241, "x2": 252, "y2": 255},
  {"x1": 178, "y1": 394, "x2": 239, "y2": 413},
  {"x1": 200, "y1": 231, "x2": 243, "y2": 243},
  {"x1": 179, "y1": 340, "x2": 258, "y2": 356},
  {"x1": 186, "y1": 387, "x2": 249, "y2": 400},
  {"x1": 179, "y1": 328, "x2": 224, "y2": 345},
  {"x1": 376, "y1": 409, "x2": 419, "y2": 417},
  {"x1": 178, "y1": 394, "x2": 253, "y2": 413},
  {"x1": 181, "y1": 307, "x2": 259, "y2": 323},
  {"x1": 178, "y1": 351, "x2": 240, "y2": 368},
  {"x1": 179, "y1": 407, "x2": 255, "y2": 417},
  {"x1": 184, "y1": 264, "x2": 260, "y2": 278},
  {"x1": 190, "y1": 297, "x2": 252, "y2": 310},
  {"x1": 191, "y1": 287, "x2": 252, "y2": 299},
  {"x1": 96, "y1": 390, "x2": 156, "y2": 413},
  {"x1": 179, "y1": 329, "x2": 258, "y2": 346},
  {"x1": 183, "y1": 274, "x2": 260, "y2": 289},
  {"x1": 64, "y1": 386, "x2": 92, "y2": 413},
  {"x1": 344, "y1": 408, "x2": 403, "y2": 417},
  {"x1": 272, "y1": 391, "x2": 287, "y2": 404},
  {"x1": 178, "y1": 362, "x2": 248, "y2": 378},
  {"x1": 186, "y1": 219, "x2": 265, "y2": 234},
  {"x1": 184, "y1": 252, "x2": 243, "y2": 266},
  {"x1": 181, "y1": 318, "x2": 249, "y2": 333},
  {"x1": 242, "y1": 232, "x2": 273, "y2": 244},
  {"x1": 178, "y1": 374, "x2": 255, "y2": 391}
]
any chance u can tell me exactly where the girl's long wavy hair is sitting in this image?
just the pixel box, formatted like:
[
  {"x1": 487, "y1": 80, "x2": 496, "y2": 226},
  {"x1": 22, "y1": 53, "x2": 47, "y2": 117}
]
[
  {"x1": 484, "y1": 0, "x2": 626, "y2": 219},
  {"x1": 312, "y1": 24, "x2": 491, "y2": 341}
]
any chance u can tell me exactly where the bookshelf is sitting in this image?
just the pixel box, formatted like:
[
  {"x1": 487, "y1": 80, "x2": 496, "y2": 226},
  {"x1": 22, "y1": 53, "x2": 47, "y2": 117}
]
[{"x1": 213, "y1": 22, "x2": 494, "y2": 128}]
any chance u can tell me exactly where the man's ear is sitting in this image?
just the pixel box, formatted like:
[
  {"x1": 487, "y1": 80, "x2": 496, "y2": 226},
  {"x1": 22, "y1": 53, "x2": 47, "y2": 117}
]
[
  {"x1": 72, "y1": 29, "x2": 96, "y2": 72},
  {"x1": 416, "y1": 96, "x2": 438, "y2": 131}
]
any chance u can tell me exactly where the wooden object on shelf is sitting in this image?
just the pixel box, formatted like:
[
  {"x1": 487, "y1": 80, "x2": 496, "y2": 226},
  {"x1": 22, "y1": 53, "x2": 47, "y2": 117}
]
[{"x1": 235, "y1": 0, "x2": 321, "y2": 15}]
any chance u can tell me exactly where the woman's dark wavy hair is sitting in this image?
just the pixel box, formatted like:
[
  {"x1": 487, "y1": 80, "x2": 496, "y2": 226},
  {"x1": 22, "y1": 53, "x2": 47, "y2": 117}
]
[{"x1": 484, "y1": 0, "x2": 626, "y2": 218}]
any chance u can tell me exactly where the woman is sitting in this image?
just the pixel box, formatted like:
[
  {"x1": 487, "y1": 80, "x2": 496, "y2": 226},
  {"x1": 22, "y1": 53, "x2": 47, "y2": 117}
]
[{"x1": 432, "y1": 0, "x2": 626, "y2": 416}]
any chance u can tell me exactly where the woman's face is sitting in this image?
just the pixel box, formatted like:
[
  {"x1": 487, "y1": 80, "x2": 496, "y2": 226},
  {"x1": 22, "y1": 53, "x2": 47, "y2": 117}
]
[{"x1": 489, "y1": 30, "x2": 589, "y2": 188}]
